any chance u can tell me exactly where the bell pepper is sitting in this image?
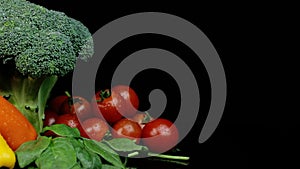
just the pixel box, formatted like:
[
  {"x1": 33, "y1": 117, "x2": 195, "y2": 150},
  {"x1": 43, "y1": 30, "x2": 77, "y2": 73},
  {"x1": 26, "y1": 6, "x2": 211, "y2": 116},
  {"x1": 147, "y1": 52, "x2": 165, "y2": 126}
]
[{"x1": 0, "y1": 133, "x2": 16, "y2": 169}]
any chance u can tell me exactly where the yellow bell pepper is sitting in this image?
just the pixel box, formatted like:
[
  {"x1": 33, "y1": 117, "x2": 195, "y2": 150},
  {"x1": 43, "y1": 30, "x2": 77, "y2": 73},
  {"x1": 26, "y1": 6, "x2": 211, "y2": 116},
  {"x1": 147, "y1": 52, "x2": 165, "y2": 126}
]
[{"x1": 0, "y1": 133, "x2": 16, "y2": 169}]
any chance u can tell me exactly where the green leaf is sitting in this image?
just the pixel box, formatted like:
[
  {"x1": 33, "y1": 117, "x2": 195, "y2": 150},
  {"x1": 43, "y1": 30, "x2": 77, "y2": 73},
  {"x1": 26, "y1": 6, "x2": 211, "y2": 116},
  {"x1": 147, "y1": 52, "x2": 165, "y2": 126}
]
[
  {"x1": 37, "y1": 75, "x2": 58, "y2": 132},
  {"x1": 102, "y1": 164, "x2": 125, "y2": 169},
  {"x1": 42, "y1": 124, "x2": 80, "y2": 137},
  {"x1": 69, "y1": 138, "x2": 102, "y2": 169},
  {"x1": 15, "y1": 136, "x2": 51, "y2": 168},
  {"x1": 86, "y1": 150, "x2": 102, "y2": 169},
  {"x1": 83, "y1": 139, "x2": 124, "y2": 169},
  {"x1": 70, "y1": 163, "x2": 82, "y2": 169},
  {"x1": 35, "y1": 137, "x2": 77, "y2": 169},
  {"x1": 104, "y1": 138, "x2": 148, "y2": 152}
]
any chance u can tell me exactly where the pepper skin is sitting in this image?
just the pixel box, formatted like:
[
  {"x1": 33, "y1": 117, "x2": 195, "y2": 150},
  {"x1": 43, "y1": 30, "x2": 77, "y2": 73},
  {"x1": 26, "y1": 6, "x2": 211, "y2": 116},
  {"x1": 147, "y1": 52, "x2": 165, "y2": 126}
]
[{"x1": 0, "y1": 133, "x2": 16, "y2": 169}]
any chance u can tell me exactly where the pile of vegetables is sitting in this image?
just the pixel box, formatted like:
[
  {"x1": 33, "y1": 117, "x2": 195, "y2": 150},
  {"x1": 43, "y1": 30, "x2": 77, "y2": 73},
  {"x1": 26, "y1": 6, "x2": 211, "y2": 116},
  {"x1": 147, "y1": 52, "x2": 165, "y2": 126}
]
[
  {"x1": 44, "y1": 85, "x2": 181, "y2": 154},
  {"x1": 0, "y1": 0, "x2": 189, "y2": 168}
]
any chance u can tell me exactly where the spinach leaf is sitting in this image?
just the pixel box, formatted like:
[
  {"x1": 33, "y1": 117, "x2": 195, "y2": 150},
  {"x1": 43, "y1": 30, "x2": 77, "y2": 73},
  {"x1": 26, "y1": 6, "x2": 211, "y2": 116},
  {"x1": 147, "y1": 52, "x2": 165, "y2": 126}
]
[
  {"x1": 70, "y1": 163, "x2": 82, "y2": 169},
  {"x1": 84, "y1": 139, "x2": 125, "y2": 169},
  {"x1": 35, "y1": 137, "x2": 77, "y2": 169},
  {"x1": 104, "y1": 138, "x2": 148, "y2": 152},
  {"x1": 42, "y1": 124, "x2": 80, "y2": 137},
  {"x1": 69, "y1": 138, "x2": 102, "y2": 169},
  {"x1": 86, "y1": 150, "x2": 103, "y2": 169},
  {"x1": 15, "y1": 136, "x2": 51, "y2": 168},
  {"x1": 102, "y1": 164, "x2": 126, "y2": 169}
]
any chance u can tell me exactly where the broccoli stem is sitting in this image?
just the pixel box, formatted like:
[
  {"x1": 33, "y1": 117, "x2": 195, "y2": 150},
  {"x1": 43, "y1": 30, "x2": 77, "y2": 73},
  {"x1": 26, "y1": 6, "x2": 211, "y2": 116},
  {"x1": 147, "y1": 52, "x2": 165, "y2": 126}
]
[
  {"x1": 0, "y1": 70, "x2": 57, "y2": 133},
  {"x1": 9, "y1": 76, "x2": 43, "y2": 111},
  {"x1": 9, "y1": 76, "x2": 44, "y2": 133}
]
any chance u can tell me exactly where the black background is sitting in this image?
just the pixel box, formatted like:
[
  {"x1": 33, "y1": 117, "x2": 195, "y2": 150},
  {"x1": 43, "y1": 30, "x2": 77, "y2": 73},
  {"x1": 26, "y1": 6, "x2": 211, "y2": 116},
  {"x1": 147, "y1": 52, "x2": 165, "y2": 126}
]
[{"x1": 28, "y1": 0, "x2": 297, "y2": 168}]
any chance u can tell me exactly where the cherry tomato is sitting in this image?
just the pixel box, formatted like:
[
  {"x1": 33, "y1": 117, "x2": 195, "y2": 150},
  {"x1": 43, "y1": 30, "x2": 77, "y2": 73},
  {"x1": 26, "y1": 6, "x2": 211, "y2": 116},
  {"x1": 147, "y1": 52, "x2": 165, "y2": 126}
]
[
  {"x1": 42, "y1": 130, "x2": 57, "y2": 137},
  {"x1": 55, "y1": 114, "x2": 88, "y2": 138},
  {"x1": 82, "y1": 117, "x2": 109, "y2": 141},
  {"x1": 43, "y1": 109, "x2": 58, "y2": 126},
  {"x1": 112, "y1": 85, "x2": 139, "y2": 117},
  {"x1": 48, "y1": 95, "x2": 68, "y2": 113},
  {"x1": 112, "y1": 118, "x2": 142, "y2": 143},
  {"x1": 94, "y1": 85, "x2": 139, "y2": 124},
  {"x1": 142, "y1": 118, "x2": 179, "y2": 153},
  {"x1": 93, "y1": 90, "x2": 123, "y2": 124},
  {"x1": 60, "y1": 96, "x2": 92, "y2": 120},
  {"x1": 42, "y1": 109, "x2": 59, "y2": 137}
]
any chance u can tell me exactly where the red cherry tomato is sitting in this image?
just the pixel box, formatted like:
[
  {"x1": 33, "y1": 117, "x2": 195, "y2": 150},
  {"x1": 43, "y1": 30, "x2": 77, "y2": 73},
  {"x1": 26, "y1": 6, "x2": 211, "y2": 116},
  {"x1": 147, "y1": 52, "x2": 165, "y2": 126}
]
[
  {"x1": 43, "y1": 109, "x2": 59, "y2": 137},
  {"x1": 142, "y1": 118, "x2": 179, "y2": 153},
  {"x1": 43, "y1": 109, "x2": 58, "y2": 126},
  {"x1": 82, "y1": 117, "x2": 109, "y2": 141},
  {"x1": 48, "y1": 95, "x2": 68, "y2": 113},
  {"x1": 94, "y1": 90, "x2": 123, "y2": 124},
  {"x1": 94, "y1": 85, "x2": 139, "y2": 124},
  {"x1": 112, "y1": 85, "x2": 139, "y2": 117},
  {"x1": 112, "y1": 118, "x2": 142, "y2": 143},
  {"x1": 60, "y1": 96, "x2": 92, "y2": 120},
  {"x1": 55, "y1": 114, "x2": 88, "y2": 138}
]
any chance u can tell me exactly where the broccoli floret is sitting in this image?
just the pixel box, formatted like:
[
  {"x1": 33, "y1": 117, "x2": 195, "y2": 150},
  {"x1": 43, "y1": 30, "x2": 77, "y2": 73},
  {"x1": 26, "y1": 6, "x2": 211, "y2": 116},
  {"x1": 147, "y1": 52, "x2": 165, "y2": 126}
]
[
  {"x1": 16, "y1": 31, "x2": 76, "y2": 77},
  {"x1": 0, "y1": 0, "x2": 93, "y2": 73},
  {"x1": 0, "y1": 0, "x2": 94, "y2": 133}
]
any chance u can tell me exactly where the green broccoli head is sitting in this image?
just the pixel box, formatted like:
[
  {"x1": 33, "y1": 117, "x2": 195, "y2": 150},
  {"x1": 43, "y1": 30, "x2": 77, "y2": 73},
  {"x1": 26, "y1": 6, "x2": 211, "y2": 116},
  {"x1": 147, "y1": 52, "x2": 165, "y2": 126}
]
[
  {"x1": 0, "y1": 0, "x2": 93, "y2": 78},
  {"x1": 15, "y1": 31, "x2": 76, "y2": 78}
]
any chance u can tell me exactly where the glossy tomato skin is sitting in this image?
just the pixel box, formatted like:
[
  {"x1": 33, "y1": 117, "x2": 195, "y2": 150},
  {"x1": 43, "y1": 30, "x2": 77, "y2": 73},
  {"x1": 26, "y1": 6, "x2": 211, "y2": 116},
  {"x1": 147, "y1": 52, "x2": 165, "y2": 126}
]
[
  {"x1": 48, "y1": 95, "x2": 68, "y2": 113},
  {"x1": 43, "y1": 109, "x2": 58, "y2": 126},
  {"x1": 112, "y1": 118, "x2": 142, "y2": 143},
  {"x1": 60, "y1": 96, "x2": 91, "y2": 120},
  {"x1": 94, "y1": 85, "x2": 139, "y2": 124},
  {"x1": 94, "y1": 90, "x2": 123, "y2": 124},
  {"x1": 142, "y1": 118, "x2": 179, "y2": 153},
  {"x1": 42, "y1": 109, "x2": 59, "y2": 137},
  {"x1": 56, "y1": 114, "x2": 88, "y2": 138},
  {"x1": 82, "y1": 117, "x2": 109, "y2": 141},
  {"x1": 112, "y1": 85, "x2": 139, "y2": 117}
]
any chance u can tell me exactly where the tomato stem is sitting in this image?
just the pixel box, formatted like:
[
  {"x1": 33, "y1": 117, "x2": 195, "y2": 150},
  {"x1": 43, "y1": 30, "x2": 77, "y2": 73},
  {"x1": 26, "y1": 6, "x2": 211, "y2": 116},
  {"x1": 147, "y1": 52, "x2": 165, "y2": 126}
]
[
  {"x1": 64, "y1": 91, "x2": 71, "y2": 98},
  {"x1": 71, "y1": 97, "x2": 82, "y2": 104},
  {"x1": 97, "y1": 89, "x2": 111, "y2": 102},
  {"x1": 101, "y1": 89, "x2": 110, "y2": 99},
  {"x1": 142, "y1": 111, "x2": 153, "y2": 123}
]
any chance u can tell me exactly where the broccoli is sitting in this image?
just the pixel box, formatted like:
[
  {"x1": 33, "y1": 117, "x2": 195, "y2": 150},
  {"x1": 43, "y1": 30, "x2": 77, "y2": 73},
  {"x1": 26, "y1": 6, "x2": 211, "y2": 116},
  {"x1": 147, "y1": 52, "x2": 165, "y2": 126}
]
[{"x1": 0, "y1": 0, "x2": 94, "y2": 133}]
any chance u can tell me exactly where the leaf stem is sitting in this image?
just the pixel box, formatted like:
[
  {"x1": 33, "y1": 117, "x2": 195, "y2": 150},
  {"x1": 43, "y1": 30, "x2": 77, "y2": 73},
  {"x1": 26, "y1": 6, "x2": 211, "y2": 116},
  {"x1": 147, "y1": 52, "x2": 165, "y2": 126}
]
[
  {"x1": 128, "y1": 152, "x2": 139, "y2": 158},
  {"x1": 123, "y1": 157, "x2": 128, "y2": 166},
  {"x1": 147, "y1": 152, "x2": 190, "y2": 160},
  {"x1": 148, "y1": 158, "x2": 190, "y2": 166}
]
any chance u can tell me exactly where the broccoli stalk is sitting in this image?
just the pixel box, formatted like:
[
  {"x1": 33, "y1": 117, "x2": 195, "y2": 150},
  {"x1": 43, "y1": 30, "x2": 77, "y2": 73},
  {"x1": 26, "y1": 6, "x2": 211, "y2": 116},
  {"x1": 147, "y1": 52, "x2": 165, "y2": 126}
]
[
  {"x1": 0, "y1": 0, "x2": 94, "y2": 133},
  {"x1": 0, "y1": 66, "x2": 57, "y2": 133}
]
